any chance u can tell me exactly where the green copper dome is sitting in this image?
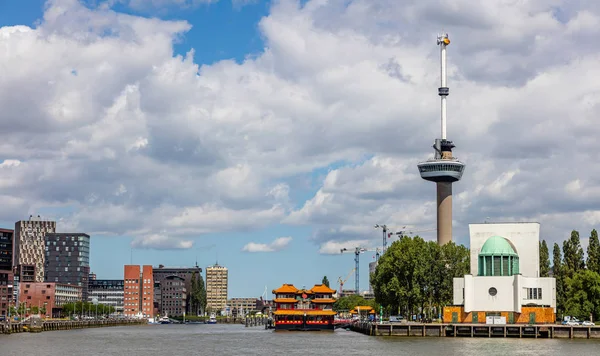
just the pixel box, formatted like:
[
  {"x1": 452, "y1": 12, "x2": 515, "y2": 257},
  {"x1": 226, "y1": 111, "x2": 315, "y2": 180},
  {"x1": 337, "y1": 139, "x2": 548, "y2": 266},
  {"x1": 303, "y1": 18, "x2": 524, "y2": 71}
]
[
  {"x1": 478, "y1": 236, "x2": 519, "y2": 276},
  {"x1": 479, "y1": 235, "x2": 518, "y2": 257}
]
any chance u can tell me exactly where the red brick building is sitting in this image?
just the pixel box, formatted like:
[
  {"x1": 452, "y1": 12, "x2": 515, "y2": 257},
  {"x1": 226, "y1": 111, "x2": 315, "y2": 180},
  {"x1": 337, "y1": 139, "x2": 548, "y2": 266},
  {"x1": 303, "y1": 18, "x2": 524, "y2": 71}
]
[
  {"x1": 19, "y1": 282, "x2": 82, "y2": 317},
  {"x1": 124, "y1": 265, "x2": 154, "y2": 318}
]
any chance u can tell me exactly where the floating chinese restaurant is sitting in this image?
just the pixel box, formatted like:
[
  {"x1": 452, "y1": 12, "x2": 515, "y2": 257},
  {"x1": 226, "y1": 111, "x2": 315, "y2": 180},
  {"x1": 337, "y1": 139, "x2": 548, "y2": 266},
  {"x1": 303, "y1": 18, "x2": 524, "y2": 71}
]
[{"x1": 272, "y1": 283, "x2": 337, "y2": 331}]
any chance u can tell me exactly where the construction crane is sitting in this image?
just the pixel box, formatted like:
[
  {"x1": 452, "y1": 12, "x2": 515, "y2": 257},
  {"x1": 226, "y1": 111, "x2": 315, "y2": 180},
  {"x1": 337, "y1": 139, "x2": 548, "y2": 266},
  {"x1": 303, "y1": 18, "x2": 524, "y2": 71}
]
[
  {"x1": 340, "y1": 247, "x2": 381, "y2": 294},
  {"x1": 395, "y1": 228, "x2": 437, "y2": 238},
  {"x1": 337, "y1": 268, "x2": 355, "y2": 296}
]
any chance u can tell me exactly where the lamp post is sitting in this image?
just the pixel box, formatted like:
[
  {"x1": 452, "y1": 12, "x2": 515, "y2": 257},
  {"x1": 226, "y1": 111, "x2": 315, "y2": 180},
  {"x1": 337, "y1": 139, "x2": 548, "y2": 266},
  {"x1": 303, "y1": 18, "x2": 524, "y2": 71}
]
[{"x1": 92, "y1": 298, "x2": 98, "y2": 320}]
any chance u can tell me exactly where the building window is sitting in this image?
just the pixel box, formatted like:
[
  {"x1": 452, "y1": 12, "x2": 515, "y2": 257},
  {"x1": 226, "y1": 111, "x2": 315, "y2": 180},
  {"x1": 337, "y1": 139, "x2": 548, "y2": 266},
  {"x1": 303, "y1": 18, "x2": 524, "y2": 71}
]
[{"x1": 524, "y1": 288, "x2": 542, "y2": 300}]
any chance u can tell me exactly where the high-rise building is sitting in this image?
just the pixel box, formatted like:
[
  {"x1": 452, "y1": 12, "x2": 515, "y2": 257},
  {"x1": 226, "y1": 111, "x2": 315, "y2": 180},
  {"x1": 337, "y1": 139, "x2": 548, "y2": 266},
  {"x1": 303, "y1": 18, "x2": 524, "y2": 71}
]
[
  {"x1": 152, "y1": 265, "x2": 202, "y2": 315},
  {"x1": 159, "y1": 275, "x2": 186, "y2": 317},
  {"x1": 227, "y1": 297, "x2": 256, "y2": 316},
  {"x1": 417, "y1": 33, "x2": 465, "y2": 245},
  {"x1": 368, "y1": 261, "x2": 377, "y2": 292},
  {"x1": 123, "y1": 265, "x2": 154, "y2": 318},
  {"x1": 14, "y1": 216, "x2": 56, "y2": 282},
  {"x1": 0, "y1": 228, "x2": 14, "y2": 317},
  {"x1": 0, "y1": 228, "x2": 14, "y2": 271},
  {"x1": 206, "y1": 264, "x2": 228, "y2": 314},
  {"x1": 44, "y1": 233, "x2": 91, "y2": 300},
  {"x1": 88, "y1": 278, "x2": 124, "y2": 314},
  {"x1": 0, "y1": 271, "x2": 13, "y2": 317}
]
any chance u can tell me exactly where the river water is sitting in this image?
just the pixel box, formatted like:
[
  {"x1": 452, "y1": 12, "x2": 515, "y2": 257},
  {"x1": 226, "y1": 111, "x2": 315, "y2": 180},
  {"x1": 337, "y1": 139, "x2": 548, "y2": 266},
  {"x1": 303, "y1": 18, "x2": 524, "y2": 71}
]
[{"x1": 2, "y1": 324, "x2": 600, "y2": 355}]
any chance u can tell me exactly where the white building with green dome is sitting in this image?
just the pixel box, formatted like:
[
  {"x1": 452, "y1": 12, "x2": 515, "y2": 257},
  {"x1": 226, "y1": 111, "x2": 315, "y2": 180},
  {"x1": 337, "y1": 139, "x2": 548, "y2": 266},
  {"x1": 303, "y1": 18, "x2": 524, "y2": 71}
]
[{"x1": 452, "y1": 222, "x2": 556, "y2": 320}]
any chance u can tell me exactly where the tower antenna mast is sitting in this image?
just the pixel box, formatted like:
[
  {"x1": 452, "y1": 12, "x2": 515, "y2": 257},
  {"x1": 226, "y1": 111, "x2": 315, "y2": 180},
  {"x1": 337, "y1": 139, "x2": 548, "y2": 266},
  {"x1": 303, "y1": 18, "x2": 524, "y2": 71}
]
[{"x1": 417, "y1": 32, "x2": 465, "y2": 246}]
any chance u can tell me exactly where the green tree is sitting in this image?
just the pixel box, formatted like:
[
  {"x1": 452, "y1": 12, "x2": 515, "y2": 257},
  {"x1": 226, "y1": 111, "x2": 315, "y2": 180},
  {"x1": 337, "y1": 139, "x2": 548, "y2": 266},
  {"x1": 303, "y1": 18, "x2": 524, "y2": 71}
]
[
  {"x1": 195, "y1": 272, "x2": 207, "y2": 315},
  {"x1": 564, "y1": 269, "x2": 600, "y2": 321},
  {"x1": 563, "y1": 230, "x2": 585, "y2": 278},
  {"x1": 190, "y1": 271, "x2": 199, "y2": 315},
  {"x1": 322, "y1": 276, "x2": 330, "y2": 288},
  {"x1": 587, "y1": 229, "x2": 600, "y2": 274},
  {"x1": 370, "y1": 236, "x2": 468, "y2": 319},
  {"x1": 539, "y1": 240, "x2": 550, "y2": 277},
  {"x1": 553, "y1": 242, "x2": 566, "y2": 314},
  {"x1": 333, "y1": 295, "x2": 378, "y2": 312}
]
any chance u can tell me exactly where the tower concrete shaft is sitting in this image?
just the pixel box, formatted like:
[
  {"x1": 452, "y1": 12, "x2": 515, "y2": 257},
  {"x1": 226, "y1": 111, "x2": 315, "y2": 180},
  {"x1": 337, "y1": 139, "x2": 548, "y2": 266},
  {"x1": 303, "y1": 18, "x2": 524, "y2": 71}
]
[{"x1": 436, "y1": 182, "x2": 452, "y2": 245}]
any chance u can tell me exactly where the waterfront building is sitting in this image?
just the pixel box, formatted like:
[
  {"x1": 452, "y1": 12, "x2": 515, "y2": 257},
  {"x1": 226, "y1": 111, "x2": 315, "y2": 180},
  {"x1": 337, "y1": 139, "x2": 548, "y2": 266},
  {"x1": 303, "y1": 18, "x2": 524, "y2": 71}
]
[
  {"x1": 0, "y1": 270, "x2": 14, "y2": 317},
  {"x1": 152, "y1": 264, "x2": 202, "y2": 315},
  {"x1": 44, "y1": 233, "x2": 91, "y2": 300},
  {"x1": 272, "y1": 283, "x2": 337, "y2": 331},
  {"x1": 206, "y1": 263, "x2": 228, "y2": 314},
  {"x1": 159, "y1": 275, "x2": 186, "y2": 317},
  {"x1": 0, "y1": 228, "x2": 14, "y2": 271},
  {"x1": 446, "y1": 223, "x2": 557, "y2": 324},
  {"x1": 124, "y1": 265, "x2": 154, "y2": 318},
  {"x1": 227, "y1": 297, "x2": 257, "y2": 316},
  {"x1": 14, "y1": 216, "x2": 56, "y2": 282},
  {"x1": 19, "y1": 282, "x2": 82, "y2": 318},
  {"x1": 88, "y1": 278, "x2": 124, "y2": 313}
]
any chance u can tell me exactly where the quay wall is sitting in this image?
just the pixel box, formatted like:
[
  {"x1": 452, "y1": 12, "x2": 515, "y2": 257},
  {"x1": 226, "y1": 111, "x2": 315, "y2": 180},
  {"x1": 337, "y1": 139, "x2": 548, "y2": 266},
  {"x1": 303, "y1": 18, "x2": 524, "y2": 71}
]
[
  {"x1": 351, "y1": 322, "x2": 600, "y2": 339},
  {"x1": 1, "y1": 319, "x2": 146, "y2": 335}
]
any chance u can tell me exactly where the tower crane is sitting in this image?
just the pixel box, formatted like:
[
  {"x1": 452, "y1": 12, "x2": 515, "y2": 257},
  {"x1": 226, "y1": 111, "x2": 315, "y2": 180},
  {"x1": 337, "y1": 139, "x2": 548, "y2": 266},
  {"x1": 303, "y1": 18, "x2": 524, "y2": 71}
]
[
  {"x1": 340, "y1": 246, "x2": 381, "y2": 294},
  {"x1": 395, "y1": 228, "x2": 437, "y2": 238},
  {"x1": 337, "y1": 268, "x2": 355, "y2": 296}
]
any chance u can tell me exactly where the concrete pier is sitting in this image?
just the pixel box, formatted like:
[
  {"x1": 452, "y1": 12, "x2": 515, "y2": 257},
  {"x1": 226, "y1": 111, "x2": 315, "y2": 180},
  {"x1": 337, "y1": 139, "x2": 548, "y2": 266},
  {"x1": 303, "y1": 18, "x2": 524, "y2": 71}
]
[{"x1": 351, "y1": 323, "x2": 600, "y2": 339}]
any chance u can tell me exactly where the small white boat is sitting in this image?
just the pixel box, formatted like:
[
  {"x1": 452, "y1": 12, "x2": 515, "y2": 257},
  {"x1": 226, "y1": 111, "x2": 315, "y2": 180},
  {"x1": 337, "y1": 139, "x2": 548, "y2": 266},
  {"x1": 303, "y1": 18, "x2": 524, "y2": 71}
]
[{"x1": 207, "y1": 313, "x2": 217, "y2": 324}]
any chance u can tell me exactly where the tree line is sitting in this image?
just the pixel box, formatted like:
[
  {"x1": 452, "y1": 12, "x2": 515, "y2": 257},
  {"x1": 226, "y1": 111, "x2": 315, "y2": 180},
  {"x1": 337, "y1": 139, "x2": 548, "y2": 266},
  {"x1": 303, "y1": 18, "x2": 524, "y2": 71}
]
[
  {"x1": 541, "y1": 229, "x2": 600, "y2": 321},
  {"x1": 189, "y1": 271, "x2": 207, "y2": 315},
  {"x1": 370, "y1": 236, "x2": 469, "y2": 320}
]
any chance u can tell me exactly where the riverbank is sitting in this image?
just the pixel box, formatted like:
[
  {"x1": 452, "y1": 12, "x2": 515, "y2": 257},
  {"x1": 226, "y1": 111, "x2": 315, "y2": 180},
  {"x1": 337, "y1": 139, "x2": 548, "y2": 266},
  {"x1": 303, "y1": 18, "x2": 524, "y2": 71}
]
[
  {"x1": 351, "y1": 322, "x2": 600, "y2": 339},
  {"x1": 1, "y1": 319, "x2": 146, "y2": 335}
]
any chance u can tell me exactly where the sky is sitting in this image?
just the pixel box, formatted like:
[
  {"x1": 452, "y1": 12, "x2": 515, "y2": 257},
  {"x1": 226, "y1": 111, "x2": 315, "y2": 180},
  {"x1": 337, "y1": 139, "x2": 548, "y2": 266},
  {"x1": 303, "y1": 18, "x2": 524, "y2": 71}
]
[{"x1": 1, "y1": 0, "x2": 600, "y2": 298}]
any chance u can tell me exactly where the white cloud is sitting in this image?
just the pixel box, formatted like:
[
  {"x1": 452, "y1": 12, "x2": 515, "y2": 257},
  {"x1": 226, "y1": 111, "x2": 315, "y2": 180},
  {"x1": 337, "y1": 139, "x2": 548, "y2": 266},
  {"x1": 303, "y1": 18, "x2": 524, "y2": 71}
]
[
  {"x1": 131, "y1": 234, "x2": 194, "y2": 249},
  {"x1": 242, "y1": 236, "x2": 292, "y2": 252},
  {"x1": 318, "y1": 239, "x2": 371, "y2": 255},
  {"x1": 1, "y1": 0, "x2": 600, "y2": 250}
]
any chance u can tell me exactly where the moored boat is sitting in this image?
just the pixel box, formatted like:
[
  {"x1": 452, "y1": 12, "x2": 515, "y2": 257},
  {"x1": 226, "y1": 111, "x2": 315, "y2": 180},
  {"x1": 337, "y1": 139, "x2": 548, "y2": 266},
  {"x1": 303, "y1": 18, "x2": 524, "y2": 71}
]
[
  {"x1": 206, "y1": 313, "x2": 217, "y2": 324},
  {"x1": 272, "y1": 283, "x2": 337, "y2": 331}
]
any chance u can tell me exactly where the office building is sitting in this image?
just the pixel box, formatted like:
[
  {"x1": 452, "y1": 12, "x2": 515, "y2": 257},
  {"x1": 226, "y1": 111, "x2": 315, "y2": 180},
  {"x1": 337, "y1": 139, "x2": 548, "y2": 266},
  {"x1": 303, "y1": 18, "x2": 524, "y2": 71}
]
[
  {"x1": 0, "y1": 228, "x2": 14, "y2": 271},
  {"x1": 152, "y1": 264, "x2": 202, "y2": 315},
  {"x1": 227, "y1": 297, "x2": 256, "y2": 316},
  {"x1": 88, "y1": 279, "x2": 124, "y2": 313},
  {"x1": 159, "y1": 275, "x2": 186, "y2": 317},
  {"x1": 0, "y1": 271, "x2": 13, "y2": 317},
  {"x1": 14, "y1": 216, "x2": 56, "y2": 282},
  {"x1": 206, "y1": 264, "x2": 228, "y2": 314},
  {"x1": 20, "y1": 282, "x2": 82, "y2": 318},
  {"x1": 124, "y1": 265, "x2": 153, "y2": 318},
  {"x1": 44, "y1": 233, "x2": 91, "y2": 300},
  {"x1": 446, "y1": 223, "x2": 557, "y2": 324}
]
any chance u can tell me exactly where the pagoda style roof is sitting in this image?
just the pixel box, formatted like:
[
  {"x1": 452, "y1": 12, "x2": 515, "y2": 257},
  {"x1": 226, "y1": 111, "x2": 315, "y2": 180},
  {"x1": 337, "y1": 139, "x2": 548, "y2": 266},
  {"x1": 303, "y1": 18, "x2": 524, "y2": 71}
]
[
  {"x1": 311, "y1": 299, "x2": 336, "y2": 303},
  {"x1": 310, "y1": 284, "x2": 336, "y2": 294},
  {"x1": 349, "y1": 305, "x2": 375, "y2": 314},
  {"x1": 296, "y1": 289, "x2": 314, "y2": 295},
  {"x1": 273, "y1": 310, "x2": 337, "y2": 316},
  {"x1": 273, "y1": 298, "x2": 298, "y2": 303},
  {"x1": 272, "y1": 284, "x2": 298, "y2": 294}
]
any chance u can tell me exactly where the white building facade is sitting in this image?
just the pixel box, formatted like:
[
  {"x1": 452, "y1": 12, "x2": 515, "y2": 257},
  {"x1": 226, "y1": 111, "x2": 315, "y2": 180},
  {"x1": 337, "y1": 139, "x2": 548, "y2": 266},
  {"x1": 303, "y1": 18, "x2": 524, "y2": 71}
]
[{"x1": 451, "y1": 223, "x2": 556, "y2": 320}]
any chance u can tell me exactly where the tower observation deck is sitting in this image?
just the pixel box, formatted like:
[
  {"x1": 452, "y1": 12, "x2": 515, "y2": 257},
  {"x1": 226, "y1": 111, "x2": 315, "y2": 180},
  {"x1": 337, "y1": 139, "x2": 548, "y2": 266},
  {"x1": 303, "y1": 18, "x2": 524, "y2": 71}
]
[{"x1": 417, "y1": 33, "x2": 465, "y2": 245}]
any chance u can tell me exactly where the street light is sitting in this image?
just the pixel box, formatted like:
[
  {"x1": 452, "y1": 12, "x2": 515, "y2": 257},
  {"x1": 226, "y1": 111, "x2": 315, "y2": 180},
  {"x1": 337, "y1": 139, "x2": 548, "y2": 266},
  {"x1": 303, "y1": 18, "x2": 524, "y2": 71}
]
[{"x1": 92, "y1": 298, "x2": 98, "y2": 320}]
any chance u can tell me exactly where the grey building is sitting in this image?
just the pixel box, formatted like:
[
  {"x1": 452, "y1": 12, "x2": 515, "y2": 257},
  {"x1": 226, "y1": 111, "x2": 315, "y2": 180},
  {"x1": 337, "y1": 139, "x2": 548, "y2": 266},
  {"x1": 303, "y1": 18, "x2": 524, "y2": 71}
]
[
  {"x1": 44, "y1": 233, "x2": 90, "y2": 300},
  {"x1": 152, "y1": 265, "x2": 202, "y2": 315},
  {"x1": 0, "y1": 228, "x2": 14, "y2": 271},
  {"x1": 14, "y1": 216, "x2": 56, "y2": 283},
  {"x1": 88, "y1": 278, "x2": 124, "y2": 313},
  {"x1": 159, "y1": 275, "x2": 186, "y2": 317}
]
